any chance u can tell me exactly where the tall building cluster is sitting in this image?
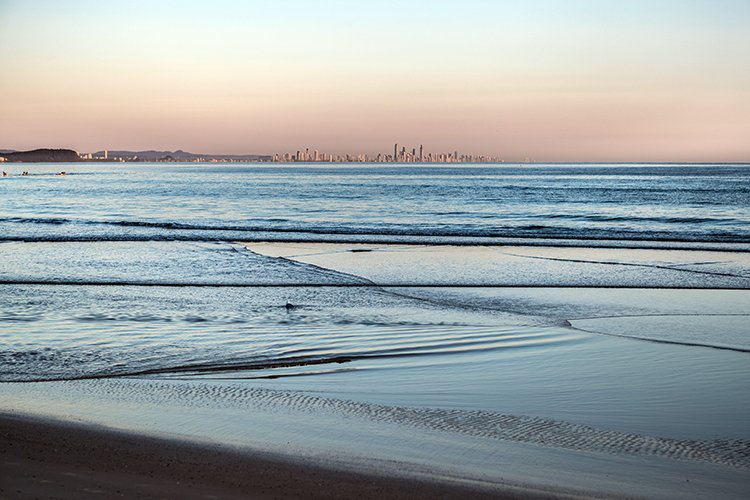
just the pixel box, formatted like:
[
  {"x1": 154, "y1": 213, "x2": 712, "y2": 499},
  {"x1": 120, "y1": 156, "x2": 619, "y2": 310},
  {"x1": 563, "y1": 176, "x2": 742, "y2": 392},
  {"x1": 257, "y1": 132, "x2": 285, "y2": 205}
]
[{"x1": 273, "y1": 144, "x2": 502, "y2": 163}]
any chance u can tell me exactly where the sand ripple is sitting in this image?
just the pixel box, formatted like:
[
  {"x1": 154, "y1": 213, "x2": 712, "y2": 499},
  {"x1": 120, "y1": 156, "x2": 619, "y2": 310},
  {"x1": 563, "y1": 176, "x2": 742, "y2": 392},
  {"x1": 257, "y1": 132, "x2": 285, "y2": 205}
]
[{"x1": 38, "y1": 379, "x2": 750, "y2": 470}]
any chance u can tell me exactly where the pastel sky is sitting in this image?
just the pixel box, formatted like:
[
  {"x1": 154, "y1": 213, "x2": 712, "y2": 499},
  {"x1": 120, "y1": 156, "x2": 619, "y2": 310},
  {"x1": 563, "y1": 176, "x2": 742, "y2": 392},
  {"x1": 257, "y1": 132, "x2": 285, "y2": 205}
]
[{"x1": 1, "y1": 0, "x2": 749, "y2": 161}]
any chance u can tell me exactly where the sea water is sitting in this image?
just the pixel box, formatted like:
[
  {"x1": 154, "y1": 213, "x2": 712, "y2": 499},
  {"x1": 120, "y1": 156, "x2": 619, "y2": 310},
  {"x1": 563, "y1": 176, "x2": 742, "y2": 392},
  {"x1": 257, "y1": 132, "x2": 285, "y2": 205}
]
[
  {"x1": 1, "y1": 162, "x2": 749, "y2": 246},
  {"x1": 1, "y1": 163, "x2": 749, "y2": 497}
]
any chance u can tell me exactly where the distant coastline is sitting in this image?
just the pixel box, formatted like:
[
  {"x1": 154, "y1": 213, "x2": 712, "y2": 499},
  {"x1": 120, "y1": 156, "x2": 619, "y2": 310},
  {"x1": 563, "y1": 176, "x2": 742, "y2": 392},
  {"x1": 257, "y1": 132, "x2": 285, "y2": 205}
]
[
  {"x1": 1, "y1": 148, "x2": 747, "y2": 165},
  {"x1": 0, "y1": 148, "x2": 273, "y2": 163},
  {"x1": 0, "y1": 149, "x2": 81, "y2": 163}
]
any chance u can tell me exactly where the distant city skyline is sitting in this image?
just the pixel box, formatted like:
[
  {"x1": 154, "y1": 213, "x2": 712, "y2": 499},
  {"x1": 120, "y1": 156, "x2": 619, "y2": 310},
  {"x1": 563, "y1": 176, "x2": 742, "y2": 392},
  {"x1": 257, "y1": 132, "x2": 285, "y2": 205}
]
[
  {"x1": 1, "y1": 0, "x2": 749, "y2": 161},
  {"x1": 274, "y1": 144, "x2": 503, "y2": 163}
]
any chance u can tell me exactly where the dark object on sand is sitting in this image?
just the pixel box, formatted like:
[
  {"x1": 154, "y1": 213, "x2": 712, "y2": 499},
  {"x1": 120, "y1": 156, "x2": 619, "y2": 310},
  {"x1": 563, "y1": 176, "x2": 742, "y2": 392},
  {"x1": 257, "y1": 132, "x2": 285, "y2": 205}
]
[
  {"x1": 285, "y1": 302, "x2": 295, "y2": 310},
  {"x1": 350, "y1": 248, "x2": 373, "y2": 253}
]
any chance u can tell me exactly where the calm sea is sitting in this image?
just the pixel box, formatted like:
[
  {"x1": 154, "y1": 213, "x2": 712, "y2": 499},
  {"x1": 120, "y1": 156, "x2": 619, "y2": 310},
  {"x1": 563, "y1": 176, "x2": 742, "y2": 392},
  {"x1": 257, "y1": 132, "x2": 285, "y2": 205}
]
[
  {"x1": 1, "y1": 163, "x2": 749, "y2": 247},
  {"x1": 1, "y1": 163, "x2": 749, "y2": 483}
]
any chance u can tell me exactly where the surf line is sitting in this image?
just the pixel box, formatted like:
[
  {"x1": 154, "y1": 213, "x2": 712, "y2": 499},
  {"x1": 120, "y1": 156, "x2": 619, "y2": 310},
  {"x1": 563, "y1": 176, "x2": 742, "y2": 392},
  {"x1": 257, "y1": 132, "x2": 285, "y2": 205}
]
[
  {"x1": 500, "y1": 251, "x2": 750, "y2": 279},
  {"x1": 566, "y1": 322, "x2": 750, "y2": 354},
  {"x1": 0, "y1": 279, "x2": 748, "y2": 290}
]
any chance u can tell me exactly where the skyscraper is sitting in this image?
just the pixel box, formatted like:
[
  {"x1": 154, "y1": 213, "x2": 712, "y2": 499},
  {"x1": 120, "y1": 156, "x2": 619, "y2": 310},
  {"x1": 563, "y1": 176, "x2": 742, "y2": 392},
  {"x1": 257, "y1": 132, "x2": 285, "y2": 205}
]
[{"x1": 394, "y1": 143, "x2": 398, "y2": 162}]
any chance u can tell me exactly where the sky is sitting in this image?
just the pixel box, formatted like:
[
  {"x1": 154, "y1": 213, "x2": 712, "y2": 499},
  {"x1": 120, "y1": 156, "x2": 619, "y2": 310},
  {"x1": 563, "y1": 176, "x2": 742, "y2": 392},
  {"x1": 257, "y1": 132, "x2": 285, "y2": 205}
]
[{"x1": 1, "y1": 0, "x2": 749, "y2": 161}]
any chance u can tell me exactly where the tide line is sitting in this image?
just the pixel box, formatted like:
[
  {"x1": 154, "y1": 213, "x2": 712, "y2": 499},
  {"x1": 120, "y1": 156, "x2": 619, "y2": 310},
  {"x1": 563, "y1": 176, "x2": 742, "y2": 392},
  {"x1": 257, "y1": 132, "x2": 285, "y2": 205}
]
[{"x1": 0, "y1": 279, "x2": 748, "y2": 290}]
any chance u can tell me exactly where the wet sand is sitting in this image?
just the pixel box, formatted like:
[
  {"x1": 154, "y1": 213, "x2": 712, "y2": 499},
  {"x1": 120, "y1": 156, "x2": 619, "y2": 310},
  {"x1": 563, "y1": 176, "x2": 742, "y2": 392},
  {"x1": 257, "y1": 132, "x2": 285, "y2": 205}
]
[{"x1": 0, "y1": 412, "x2": 564, "y2": 500}]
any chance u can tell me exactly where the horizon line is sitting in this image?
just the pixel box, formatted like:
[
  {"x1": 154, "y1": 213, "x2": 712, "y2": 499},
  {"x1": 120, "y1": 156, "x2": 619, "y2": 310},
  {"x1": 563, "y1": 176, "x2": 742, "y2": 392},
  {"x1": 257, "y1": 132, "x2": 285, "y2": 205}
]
[{"x1": 2, "y1": 147, "x2": 748, "y2": 165}]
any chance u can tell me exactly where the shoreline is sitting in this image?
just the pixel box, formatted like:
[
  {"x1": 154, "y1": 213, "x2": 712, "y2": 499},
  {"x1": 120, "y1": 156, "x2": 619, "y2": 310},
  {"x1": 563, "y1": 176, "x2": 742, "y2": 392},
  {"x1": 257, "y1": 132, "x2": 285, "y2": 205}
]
[
  {"x1": 3, "y1": 373, "x2": 749, "y2": 499},
  {"x1": 2, "y1": 236, "x2": 749, "y2": 254},
  {"x1": 0, "y1": 411, "x2": 567, "y2": 500},
  {"x1": 2, "y1": 240, "x2": 748, "y2": 498}
]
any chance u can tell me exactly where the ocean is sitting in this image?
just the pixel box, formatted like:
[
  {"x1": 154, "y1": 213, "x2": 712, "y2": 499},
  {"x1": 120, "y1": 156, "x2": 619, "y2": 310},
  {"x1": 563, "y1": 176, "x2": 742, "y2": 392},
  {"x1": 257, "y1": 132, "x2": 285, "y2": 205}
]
[
  {"x1": 1, "y1": 162, "x2": 749, "y2": 498},
  {"x1": 2, "y1": 163, "x2": 749, "y2": 246}
]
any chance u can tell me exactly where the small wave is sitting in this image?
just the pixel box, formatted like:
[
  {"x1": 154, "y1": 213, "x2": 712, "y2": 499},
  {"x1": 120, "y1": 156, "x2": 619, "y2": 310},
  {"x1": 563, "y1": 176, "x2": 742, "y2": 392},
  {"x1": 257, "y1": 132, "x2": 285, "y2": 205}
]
[
  {"x1": 542, "y1": 214, "x2": 738, "y2": 224},
  {"x1": 3, "y1": 218, "x2": 750, "y2": 255},
  {"x1": 1, "y1": 279, "x2": 749, "y2": 289},
  {"x1": 0, "y1": 217, "x2": 71, "y2": 225},
  {"x1": 75, "y1": 313, "x2": 175, "y2": 323},
  {"x1": 3, "y1": 234, "x2": 750, "y2": 252},
  {"x1": 0, "y1": 327, "x2": 585, "y2": 383},
  {"x1": 568, "y1": 314, "x2": 750, "y2": 353},
  {"x1": 2, "y1": 215, "x2": 749, "y2": 243},
  {"x1": 500, "y1": 251, "x2": 750, "y2": 280},
  {"x1": 0, "y1": 314, "x2": 41, "y2": 322}
]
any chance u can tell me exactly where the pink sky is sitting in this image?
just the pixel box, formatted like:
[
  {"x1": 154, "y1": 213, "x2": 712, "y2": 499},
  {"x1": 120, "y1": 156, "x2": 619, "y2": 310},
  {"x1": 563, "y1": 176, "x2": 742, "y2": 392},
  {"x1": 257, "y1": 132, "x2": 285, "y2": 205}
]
[{"x1": 1, "y1": 0, "x2": 749, "y2": 161}]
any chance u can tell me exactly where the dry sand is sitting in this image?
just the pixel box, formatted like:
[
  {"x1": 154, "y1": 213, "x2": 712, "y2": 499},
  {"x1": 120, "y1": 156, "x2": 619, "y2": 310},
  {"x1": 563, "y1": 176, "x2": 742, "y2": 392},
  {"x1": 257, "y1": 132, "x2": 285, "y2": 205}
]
[{"x1": 0, "y1": 412, "x2": 565, "y2": 500}]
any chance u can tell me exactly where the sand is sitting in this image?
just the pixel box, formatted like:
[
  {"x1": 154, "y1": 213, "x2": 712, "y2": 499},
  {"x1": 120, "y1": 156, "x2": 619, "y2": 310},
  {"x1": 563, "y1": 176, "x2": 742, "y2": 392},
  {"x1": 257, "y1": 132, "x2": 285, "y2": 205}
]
[{"x1": 0, "y1": 412, "x2": 562, "y2": 500}]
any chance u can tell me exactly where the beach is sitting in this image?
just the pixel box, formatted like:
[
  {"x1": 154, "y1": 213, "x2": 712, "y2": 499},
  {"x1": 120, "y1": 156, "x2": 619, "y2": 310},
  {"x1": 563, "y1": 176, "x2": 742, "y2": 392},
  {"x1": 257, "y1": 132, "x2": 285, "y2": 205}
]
[
  {"x1": 2, "y1": 413, "x2": 546, "y2": 500},
  {"x1": 1, "y1": 163, "x2": 749, "y2": 498},
  {"x1": 2, "y1": 242, "x2": 748, "y2": 498},
  {"x1": 4, "y1": 0, "x2": 750, "y2": 494}
]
